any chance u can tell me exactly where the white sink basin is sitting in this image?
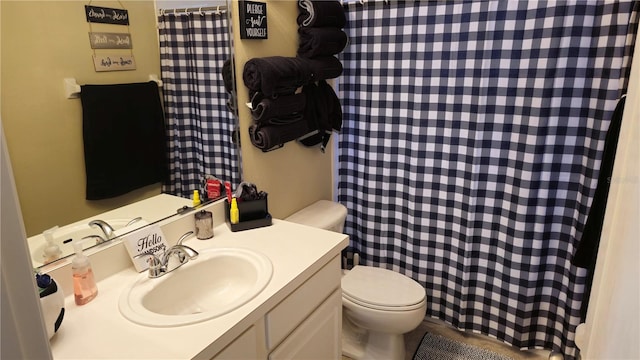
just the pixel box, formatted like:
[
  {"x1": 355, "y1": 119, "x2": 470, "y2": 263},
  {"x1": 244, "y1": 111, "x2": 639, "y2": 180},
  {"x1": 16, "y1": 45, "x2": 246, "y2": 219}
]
[{"x1": 118, "y1": 247, "x2": 273, "y2": 327}]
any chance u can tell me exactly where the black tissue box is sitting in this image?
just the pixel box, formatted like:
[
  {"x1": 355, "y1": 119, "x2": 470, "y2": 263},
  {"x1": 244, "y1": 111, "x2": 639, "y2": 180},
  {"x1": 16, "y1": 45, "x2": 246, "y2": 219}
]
[{"x1": 225, "y1": 197, "x2": 272, "y2": 232}]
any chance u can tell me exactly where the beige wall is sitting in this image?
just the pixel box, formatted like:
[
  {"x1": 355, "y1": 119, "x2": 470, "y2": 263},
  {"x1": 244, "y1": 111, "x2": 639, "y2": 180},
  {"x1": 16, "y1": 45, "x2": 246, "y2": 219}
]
[
  {"x1": 231, "y1": 0, "x2": 334, "y2": 219},
  {"x1": 1, "y1": 1, "x2": 162, "y2": 236}
]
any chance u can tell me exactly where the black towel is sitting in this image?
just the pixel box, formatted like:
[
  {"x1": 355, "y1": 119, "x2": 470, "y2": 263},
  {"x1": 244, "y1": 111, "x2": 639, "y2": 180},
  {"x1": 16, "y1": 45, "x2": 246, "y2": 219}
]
[
  {"x1": 251, "y1": 92, "x2": 307, "y2": 124},
  {"x1": 298, "y1": 80, "x2": 342, "y2": 149},
  {"x1": 297, "y1": 0, "x2": 346, "y2": 28},
  {"x1": 222, "y1": 58, "x2": 238, "y2": 113},
  {"x1": 81, "y1": 82, "x2": 167, "y2": 200},
  {"x1": 248, "y1": 120, "x2": 311, "y2": 152},
  {"x1": 222, "y1": 58, "x2": 235, "y2": 93},
  {"x1": 307, "y1": 56, "x2": 343, "y2": 81},
  {"x1": 573, "y1": 95, "x2": 626, "y2": 268},
  {"x1": 243, "y1": 56, "x2": 312, "y2": 97},
  {"x1": 298, "y1": 27, "x2": 348, "y2": 58}
]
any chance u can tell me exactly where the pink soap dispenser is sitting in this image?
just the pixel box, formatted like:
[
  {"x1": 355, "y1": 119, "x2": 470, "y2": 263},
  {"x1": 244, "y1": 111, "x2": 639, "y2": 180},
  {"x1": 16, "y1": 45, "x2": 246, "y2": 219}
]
[{"x1": 72, "y1": 242, "x2": 98, "y2": 305}]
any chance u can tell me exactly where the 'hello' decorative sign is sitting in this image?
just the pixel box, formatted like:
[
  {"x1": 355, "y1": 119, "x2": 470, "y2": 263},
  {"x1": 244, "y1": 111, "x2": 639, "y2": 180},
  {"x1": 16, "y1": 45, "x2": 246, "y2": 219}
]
[
  {"x1": 123, "y1": 225, "x2": 169, "y2": 272},
  {"x1": 239, "y1": 1, "x2": 267, "y2": 39}
]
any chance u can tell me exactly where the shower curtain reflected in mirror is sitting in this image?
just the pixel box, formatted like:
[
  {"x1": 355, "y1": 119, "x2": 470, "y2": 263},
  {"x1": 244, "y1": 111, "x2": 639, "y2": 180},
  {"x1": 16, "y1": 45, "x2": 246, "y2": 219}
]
[
  {"x1": 337, "y1": 1, "x2": 638, "y2": 358},
  {"x1": 158, "y1": 10, "x2": 241, "y2": 199}
]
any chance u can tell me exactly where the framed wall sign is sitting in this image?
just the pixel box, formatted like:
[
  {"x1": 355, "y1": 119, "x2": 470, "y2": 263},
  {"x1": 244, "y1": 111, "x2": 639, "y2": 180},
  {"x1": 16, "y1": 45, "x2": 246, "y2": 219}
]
[
  {"x1": 239, "y1": 1, "x2": 267, "y2": 39},
  {"x1": 85, "y1": 5, "x2": 129, "y2": 25},
  {"x1": 89, "y1": 32, "x2": 132, "y2": 49}
]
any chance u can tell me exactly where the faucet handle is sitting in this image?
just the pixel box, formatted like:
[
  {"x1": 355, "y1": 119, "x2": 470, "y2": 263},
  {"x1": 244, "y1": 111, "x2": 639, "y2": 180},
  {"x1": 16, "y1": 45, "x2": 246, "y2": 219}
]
[
  {"x1": 125, "y1": 217, "x2": 143, "y2": 227},
  {"x1": 176, "y1": 231, "x2": 194, "y2": 245},
  {"x1": 134, "y1": 253, "x2": 165, "y2": 278},
  {"x1": 82, "y1": 234, "x2": 107, "y2": 245}
]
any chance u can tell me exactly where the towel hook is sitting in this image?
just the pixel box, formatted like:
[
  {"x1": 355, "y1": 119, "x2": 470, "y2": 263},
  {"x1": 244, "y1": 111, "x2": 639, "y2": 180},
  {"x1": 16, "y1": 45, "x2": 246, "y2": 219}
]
[
  {"x1": 199, "y1": 7, "x2": 204, "y2": 16},
  {"x1": 216, "y1": 5, "x2": 221, "y2": 15}
]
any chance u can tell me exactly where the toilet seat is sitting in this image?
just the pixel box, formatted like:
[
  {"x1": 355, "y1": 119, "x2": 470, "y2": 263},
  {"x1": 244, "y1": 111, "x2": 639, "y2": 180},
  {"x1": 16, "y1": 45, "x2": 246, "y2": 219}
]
[{"x1": 342, "y1": 266, "x2": 426, "y2": 311}]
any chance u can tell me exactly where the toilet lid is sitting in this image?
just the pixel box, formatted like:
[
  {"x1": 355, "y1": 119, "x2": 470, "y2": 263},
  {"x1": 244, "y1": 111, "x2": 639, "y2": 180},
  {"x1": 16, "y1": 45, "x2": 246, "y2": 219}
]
[{"x1": 341, "y1": 266, "x2": 425, "y2": 308}]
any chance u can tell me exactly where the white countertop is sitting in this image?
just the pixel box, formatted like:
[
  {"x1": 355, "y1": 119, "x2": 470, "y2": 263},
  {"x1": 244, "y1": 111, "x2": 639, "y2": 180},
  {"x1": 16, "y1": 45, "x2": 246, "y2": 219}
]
[{"x1": 49, "y1": 219, "x2": 348, "y2": 359}]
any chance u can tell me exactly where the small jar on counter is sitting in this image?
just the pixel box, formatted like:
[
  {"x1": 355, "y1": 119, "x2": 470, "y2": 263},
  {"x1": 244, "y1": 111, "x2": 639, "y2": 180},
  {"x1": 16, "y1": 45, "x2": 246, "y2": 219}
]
[{"x1": 194, "y1": 210, "x2": 214, "y2": 239}]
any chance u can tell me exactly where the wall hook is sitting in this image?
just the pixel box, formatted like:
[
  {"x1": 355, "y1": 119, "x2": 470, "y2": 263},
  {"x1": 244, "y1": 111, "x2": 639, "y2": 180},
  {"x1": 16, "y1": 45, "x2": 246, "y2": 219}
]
[
  {"x1": 148, "y1": 74, "x2": 163, "y2": 87},
  {"x1": 64, "y1": 78, "x2": 81, "y2": 99}
]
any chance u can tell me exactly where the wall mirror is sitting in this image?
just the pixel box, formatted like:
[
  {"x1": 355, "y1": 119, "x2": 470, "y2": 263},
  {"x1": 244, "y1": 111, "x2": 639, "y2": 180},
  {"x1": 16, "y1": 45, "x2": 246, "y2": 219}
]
[{"x1": 0, "y1": 0, "x2": 238, "y2": 269}]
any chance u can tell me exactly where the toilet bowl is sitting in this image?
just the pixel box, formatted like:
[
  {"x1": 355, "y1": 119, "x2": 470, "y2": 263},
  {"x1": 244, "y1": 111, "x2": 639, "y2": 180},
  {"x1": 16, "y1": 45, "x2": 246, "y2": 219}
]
[{"x1": 286, "y1": 200, "x2": 427, "y2": 360}]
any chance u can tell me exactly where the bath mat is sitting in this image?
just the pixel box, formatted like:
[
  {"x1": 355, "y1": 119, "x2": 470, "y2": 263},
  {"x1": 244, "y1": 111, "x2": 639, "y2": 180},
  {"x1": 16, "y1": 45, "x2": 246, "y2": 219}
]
[{"x1": 412, "y1": 332, "x2": 515, "y2": 360}]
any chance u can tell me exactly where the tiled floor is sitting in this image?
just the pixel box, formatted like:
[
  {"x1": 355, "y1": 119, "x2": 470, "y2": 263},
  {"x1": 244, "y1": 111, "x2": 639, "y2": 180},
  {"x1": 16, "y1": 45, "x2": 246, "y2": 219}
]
[{"x1": 343, "y1": 317, "x2": 552, "y2": 360}]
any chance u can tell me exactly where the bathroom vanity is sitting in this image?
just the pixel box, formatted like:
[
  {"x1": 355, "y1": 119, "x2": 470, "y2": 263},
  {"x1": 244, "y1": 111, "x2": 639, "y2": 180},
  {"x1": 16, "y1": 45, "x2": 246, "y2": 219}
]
[{"x1": 47, "y1": 199, "x2": 348, "y2": 359}]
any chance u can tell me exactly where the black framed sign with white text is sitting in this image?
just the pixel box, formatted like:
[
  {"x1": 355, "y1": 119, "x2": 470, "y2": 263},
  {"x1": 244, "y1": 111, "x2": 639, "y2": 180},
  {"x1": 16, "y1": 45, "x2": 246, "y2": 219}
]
[{"x1": 239, "y1": 1, "x2": 267, "y2": 39}]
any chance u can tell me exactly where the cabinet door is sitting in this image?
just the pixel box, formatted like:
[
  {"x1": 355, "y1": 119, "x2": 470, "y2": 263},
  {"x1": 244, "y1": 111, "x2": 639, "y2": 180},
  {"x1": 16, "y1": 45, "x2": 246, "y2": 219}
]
[
  {"x1": 212, "y1": 325, "x2": 260, "y2": 360},
  {"x1": 269, "y1": 290, "x2": 342, "y2": 360}
]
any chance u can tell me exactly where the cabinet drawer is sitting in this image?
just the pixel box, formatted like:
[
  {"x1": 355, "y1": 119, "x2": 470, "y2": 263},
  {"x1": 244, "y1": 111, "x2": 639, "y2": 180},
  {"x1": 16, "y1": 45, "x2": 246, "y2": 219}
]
[{"x1": 265, "y1": 255, "x2": 341, "y2": 350}]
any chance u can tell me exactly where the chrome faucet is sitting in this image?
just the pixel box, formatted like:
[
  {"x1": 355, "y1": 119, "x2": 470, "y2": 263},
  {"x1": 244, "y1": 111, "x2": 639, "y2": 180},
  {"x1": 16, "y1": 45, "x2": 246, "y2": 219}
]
[
  {"x1": 88, "y1": 219, "x2": 116, "y2": 240},
  {"x1": 136, "y1": 231, "x2": 199, "y2": 278}
]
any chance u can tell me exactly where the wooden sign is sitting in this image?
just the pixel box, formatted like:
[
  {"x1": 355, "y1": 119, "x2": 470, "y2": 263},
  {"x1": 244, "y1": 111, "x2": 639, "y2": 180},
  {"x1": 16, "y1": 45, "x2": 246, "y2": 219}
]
[
  {"x1": 89, "y1": 32, "x2": 132, "y2": 49},
  {"x1": 122, "y1": 225, "x2": 169, "y2": 272},
  {"x1": 92, "y1": 54, "x2": 136, "y2": 72},
  {"x1": 85, "y1": 5, "x2": 129, "y2": 25},
  {"x1": 239, "y1": 1, "x2": 267, "y2": 39}
]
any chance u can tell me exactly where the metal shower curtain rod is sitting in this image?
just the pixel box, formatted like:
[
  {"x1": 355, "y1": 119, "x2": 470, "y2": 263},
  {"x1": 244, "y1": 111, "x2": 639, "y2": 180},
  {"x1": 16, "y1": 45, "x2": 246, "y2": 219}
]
[{"x1": 159, "y1": 5, "x2": 228, "y2": 16}]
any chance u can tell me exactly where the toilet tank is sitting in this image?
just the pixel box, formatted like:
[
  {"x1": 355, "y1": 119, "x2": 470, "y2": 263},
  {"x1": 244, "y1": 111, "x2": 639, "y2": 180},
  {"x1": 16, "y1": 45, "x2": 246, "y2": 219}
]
[{"x1": 285, "y1": 200, "x2": 348, "y2": 233}]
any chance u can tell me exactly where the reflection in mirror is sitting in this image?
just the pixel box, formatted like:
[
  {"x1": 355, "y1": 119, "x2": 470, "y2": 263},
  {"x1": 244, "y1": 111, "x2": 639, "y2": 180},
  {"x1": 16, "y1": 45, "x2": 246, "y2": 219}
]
[
  {"x1": 1, "y1": 0, "x2": 239, "y2": 269},
  {"x1": 30, "y1": 194, "x2": 193, "y2": 268},
  {"x1": 157, "y1": 1, "x2": 242, "y2": 199}
]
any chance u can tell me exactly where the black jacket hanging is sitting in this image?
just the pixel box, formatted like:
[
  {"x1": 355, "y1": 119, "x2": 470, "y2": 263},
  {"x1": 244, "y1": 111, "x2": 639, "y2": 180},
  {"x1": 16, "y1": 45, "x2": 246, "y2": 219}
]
[{"x1": 572, "y1": 95, "x2": 626, "y2": 268}]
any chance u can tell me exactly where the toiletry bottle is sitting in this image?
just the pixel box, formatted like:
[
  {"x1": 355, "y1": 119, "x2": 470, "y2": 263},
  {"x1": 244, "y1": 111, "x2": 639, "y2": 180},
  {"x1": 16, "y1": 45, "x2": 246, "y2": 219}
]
[
  {"x1": 72, "y1": 242, "x2": 98, "y2": 305},
  {"x1": 230, "y1": 197, "x2": 240, "y2": 224},
  {"x1": 193, "y1": 190, "x2": 201, "y2": 207},
  {"x1": 42, "y1": 226, "x2": 62, "y2": 264}
]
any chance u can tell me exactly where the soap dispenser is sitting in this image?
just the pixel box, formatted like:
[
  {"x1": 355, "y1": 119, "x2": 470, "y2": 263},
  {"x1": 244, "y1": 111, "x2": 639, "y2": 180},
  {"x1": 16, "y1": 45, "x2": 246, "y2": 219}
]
[
  {"x1": 72, "y1": 241, "x2": 98, "y2": 305},
  {"x1": 42, "y1": 226, "x2": 62, "y2": 264}
]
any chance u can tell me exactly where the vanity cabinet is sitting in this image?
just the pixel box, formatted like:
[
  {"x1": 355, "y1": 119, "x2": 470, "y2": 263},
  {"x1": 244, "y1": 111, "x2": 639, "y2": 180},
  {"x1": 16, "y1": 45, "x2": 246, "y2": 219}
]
[
  {"x1": 269, "y1": 290, "x2": 341, "y2": 360},
  {"x1": 212, "y1": 325, "x2": 263, "y2": 359},
  {"x1": 48, "y1": 216, "x2": 349, "y2": 360},
  {"x1": 212, "y1": 255, "x2": 342, "y2": 360}
]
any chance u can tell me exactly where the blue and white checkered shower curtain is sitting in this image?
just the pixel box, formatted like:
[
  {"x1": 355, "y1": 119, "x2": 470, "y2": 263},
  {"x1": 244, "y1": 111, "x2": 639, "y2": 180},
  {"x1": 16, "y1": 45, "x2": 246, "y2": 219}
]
[
  {"x1": 337, "y1": 1, "x2": 638, "y2": 358},
  {"x1": 158, "y1": 11, "x2": 241, "y2": 198}
]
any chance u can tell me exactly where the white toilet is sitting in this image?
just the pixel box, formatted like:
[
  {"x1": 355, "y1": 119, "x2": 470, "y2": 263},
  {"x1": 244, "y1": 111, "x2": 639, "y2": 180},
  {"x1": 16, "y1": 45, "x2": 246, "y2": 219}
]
[{"x1": 286, "y1": 200, "x2": 427, "y2": 360}]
